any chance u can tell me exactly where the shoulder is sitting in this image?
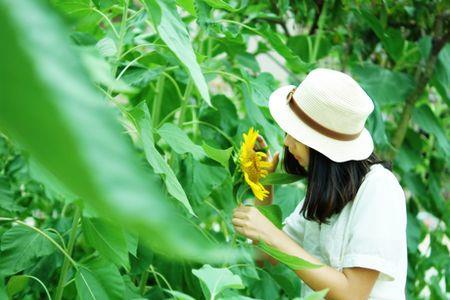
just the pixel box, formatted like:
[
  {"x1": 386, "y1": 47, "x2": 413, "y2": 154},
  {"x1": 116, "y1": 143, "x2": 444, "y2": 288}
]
[{"x1": 362, "y1": 164, "x2": 404, "y2": 196}]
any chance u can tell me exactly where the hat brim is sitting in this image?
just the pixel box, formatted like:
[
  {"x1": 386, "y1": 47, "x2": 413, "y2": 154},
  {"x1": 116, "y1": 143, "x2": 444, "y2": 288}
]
[{"x1": 268, "y1": 85, "x2": 374, "y2": 163}]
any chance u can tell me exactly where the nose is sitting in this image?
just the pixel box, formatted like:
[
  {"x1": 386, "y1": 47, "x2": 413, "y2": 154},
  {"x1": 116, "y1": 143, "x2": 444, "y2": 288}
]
[{"x1": 283, "y1": 134, "x2": 291, "y2": 147}]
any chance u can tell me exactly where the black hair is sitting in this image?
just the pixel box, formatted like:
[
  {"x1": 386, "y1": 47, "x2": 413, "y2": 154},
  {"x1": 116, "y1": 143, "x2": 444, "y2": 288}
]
[{"x1": 282, "y1": 142, "x2": 391, "y2": 225}]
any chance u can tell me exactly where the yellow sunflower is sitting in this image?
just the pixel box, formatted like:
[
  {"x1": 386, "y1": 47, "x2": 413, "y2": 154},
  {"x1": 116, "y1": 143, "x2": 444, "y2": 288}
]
[{"x1": 239, "y1": 128, "x2": 272, "y2": 201}]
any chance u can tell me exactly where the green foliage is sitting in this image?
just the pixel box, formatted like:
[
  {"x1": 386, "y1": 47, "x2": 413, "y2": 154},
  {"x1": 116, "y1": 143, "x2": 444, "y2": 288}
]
[{"x1": 0, "y1": 0, "x2": 448, "y2": 299}]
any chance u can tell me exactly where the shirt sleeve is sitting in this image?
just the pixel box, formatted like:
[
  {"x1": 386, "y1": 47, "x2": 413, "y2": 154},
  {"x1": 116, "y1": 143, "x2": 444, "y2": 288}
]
[
  {"x1": 282, "y1": 196, "x2": 307, "y2": 245},
  {"x1": 340, "y1": 169, "x2": 407, "y2": 281}
]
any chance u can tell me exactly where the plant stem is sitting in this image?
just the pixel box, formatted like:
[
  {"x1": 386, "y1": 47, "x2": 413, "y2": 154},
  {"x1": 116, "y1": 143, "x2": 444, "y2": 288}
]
[
  {"x1": 311, "y1": 0, "x2": 327, "y2": 61},
  {"x1": 54, "y1": 205, "x2": 81, "y2": 300},
  {"x1": 139, "y1": 270, "x2": 149, "y2": 295},
  {"x1": 178, "y1": 79, "x2": 194, "y2": 127},
  {"x1": 152, "y1": 75, "x2": 166, "y2": 130}
]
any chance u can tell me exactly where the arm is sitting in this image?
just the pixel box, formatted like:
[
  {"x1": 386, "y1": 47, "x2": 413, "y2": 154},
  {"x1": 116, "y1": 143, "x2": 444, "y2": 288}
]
[
  {"x1": 232, "y1": 206, "x2": 380, "y2": 300},
  {"x1": 266, "y1": 227, "x2": 379, "y2": 300}
]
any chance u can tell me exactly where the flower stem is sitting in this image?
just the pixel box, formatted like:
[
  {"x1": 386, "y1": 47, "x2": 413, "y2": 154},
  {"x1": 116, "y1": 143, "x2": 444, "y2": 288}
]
[{"x1": 54, "y1": 205, "x2": 81, "y2": 300}]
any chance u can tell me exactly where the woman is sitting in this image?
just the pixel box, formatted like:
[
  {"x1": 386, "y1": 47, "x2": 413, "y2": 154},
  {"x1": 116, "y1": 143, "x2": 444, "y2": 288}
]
[{"x1": 232, "y1": 68, "x2": 407, "y2": 299}]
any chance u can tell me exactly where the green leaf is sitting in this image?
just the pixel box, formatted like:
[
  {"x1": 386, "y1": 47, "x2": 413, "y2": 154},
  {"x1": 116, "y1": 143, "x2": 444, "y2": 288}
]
[
  {"x1": 366, "y1": 100, "x2": 390, "y2": 148},
  {"x1": 0, "y1": 225, "x2": 56, "y2": 275},
  {"x1": 75, "y1": 257, "x2": 125, "y2": 300},
  {"x1": 201, "y1": 142, "x2": 233, "y2": 170},
  {"x1": 202, "y1": 0, "x2": 239, "y2": 12},
  {"x1": 351, "y1": 63, "x2": 414, "y2": 106},
  {"x1": 287, "y1": 35, "x2": 331, "y2": 62},
  {"x1": 82, "y1": 217, "x2": 129, "y2": 269},
  {"x1": 412, "y1": 104, "x2": 450, "y2": 155},
  {"x1": 143, "y1": 0, "x2": 211, "y2": 106},
  {"x1": 181, "y1": 156, "x2": 228, "y2": 204},
  {"x1": 0, "y1": 176, "x2": 24, "y2": 212},
  {"x1": 260, "y1": 173, "x2": 303, "y2": 185},
  {"x1": 432, "y1": 44, "x2": 450, "y2": 105},
  {"x1": 176, "y1": 0, "x2": 196, "y2": 16},
  {"x1": 0, "y1": 0, "x2": 236, "y2": 263},
  {"x1": 192, "y1": 264, "x2": 244, "y2": 299},
  {"x1": 6, "y1": 275, "x2": 29, "y2": 298},
  {"x1": 258, "y1": 24, "x2": 312, "y2": 73},
  {"x1": 166, "y1": 290, "x2": 196, "y2": 300},
  {"x1": 264, "y1": 263, "x2": 300, "y2": 298},
  {"x1": 28, "y1": 158, "x2": 77, "y2": 202},
  {"x1": 158, "y1": 123, "x2": 206, "y2": 160},
  {"x1": 0, "y1": 277, "x2": 7, "y2": 300},
  {"x1": 242, "y1": 72, "x2": 277, "y2": 107},
  {"x1": 303, "y1": 288, "x2": 330, "y2": 300},
  {"x1": 256, "y1": 241, "x2": 323, "y2": 271},
  {"x1": 240, "y1": 81, "x2": 281, "y2": 151},
  {"x1": 133, "y1": 104, "x2": 196, "y2": 216},
  {"x1": 256, "y1": 205, "x2": 282, "y2": 229}
]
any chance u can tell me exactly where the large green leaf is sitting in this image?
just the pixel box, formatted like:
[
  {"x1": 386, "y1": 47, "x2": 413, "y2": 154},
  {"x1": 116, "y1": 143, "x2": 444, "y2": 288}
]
[
  {"x1": 257, "y1": 241, "x2": 323, "y2": 271},
  {"x1": 192, "y1": 264, "x2": 244, "y2": 299},
  {"x1": 258, "y1": 24, "x2": 312, "y2": 73},
  {"x1": 0, "y1": 0, "x2": 237, "y2": 263},
  {"x1": 260, "y1": 173, "x2": 303, "y2": 185},
  {"x1": 0, "y1": 225, "x2": 56, "y2": 275},
  {"x1": 351, "y1": 63, "x2": 414, "y2": 106},
  {"x1": 0, "y1": 176, "x2": 24, "y2": 212},
  {"x1": 143, "y1": 0, "x2": 211, "y2": 106},
  {"x1": 158, "y1": 123, "x2": 206, "y2": 160},
  {"x1": 82, "y1": 217, "x2": 129, "y2": 269},
  {"x1": 412, "y1": 104, "x2": 449, "y2": 156},
  {"x1": 241, "y1": 72, "x2": 277, "y2": 107},
  {"x1": 303, "y1": 288, "x2": 330, "y2": 300},
  {"x1": 75, "y1": 257, "x2": 125, "y2": 300},
  {"x1": 201, "y1": 142, "x2": 233, "y2": 170},
  {"x1": 181, "y1": 156, "x2": 228, "y2": 204},
  {"x1": 132, "y1": 104, "x2": 196, "y2": 216},
  {"x1": 256, "y1": 205, "x2": 283, "y2": 229},
  {"x1": 432, "y1": 44, "x2": 450, "y2": 106}
]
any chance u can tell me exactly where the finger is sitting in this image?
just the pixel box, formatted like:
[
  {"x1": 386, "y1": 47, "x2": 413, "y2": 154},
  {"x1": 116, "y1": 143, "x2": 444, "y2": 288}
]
[
  {"x1": 234, "y1": 225, "x2": 245, "y2": 235},
  {"x1": 232, "y1": 217, "x2": 246, "y2": 227},
  {"x1": 257, "y1": 135, "x2": 267, "y2": 148},
  {"x1": 232, "y1": 211, "x2": 248, "y2": 220},
  {"x1": 272, "y1": 151, "x2": 280, "y2": 170}
]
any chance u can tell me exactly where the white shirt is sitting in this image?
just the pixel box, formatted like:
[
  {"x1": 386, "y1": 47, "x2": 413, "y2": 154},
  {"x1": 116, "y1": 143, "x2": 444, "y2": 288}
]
[{"x1": 282, "y1": 164, "x2": 407, "y2": 299}]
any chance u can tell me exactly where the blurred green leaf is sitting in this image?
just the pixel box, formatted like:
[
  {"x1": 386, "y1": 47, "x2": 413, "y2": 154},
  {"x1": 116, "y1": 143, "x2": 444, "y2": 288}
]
[
  {"x1": 0, "y1": 0, "x2": 238, "y2": 263},
  {"x1": 6, "y1": 275, "x2": 29, "y2": 298}
]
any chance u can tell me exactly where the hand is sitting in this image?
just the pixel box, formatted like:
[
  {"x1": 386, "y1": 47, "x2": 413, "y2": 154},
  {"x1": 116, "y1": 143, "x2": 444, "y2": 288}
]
[
  {"x1": 255, "y1": 135, "x2": 279, "y2": 173},
  {"x1": 232, "y1": 204, "x2": 279, "y2": 245}
]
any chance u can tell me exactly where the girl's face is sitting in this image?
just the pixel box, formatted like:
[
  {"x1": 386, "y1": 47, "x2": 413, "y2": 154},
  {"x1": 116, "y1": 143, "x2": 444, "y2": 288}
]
[{"x1": 284, "y1": 133, "x2": 310, "y2": 169}]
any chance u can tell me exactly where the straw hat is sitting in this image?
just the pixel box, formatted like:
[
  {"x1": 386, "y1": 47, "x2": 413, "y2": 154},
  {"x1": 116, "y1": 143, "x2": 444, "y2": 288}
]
[{"x1": 268, "y1": 68, "x2": 375, "y2": 163}]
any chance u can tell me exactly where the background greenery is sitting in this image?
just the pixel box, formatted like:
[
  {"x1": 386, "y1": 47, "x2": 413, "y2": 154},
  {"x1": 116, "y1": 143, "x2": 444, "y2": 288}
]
[{"x1": 0, "y1": 0, "x2": 448, "y2": 299}]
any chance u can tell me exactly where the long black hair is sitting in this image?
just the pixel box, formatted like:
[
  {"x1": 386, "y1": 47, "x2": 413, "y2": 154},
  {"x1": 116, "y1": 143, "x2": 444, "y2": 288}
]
[{"x1": 283, "y1": 141, "x2": 391, "y2": 225}]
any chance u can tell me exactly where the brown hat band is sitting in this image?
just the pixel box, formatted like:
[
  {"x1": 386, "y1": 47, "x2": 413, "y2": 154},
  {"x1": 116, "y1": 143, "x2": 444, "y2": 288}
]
[{"x1": 286, "y1": 88, "x2": 362, "y2": 141}]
